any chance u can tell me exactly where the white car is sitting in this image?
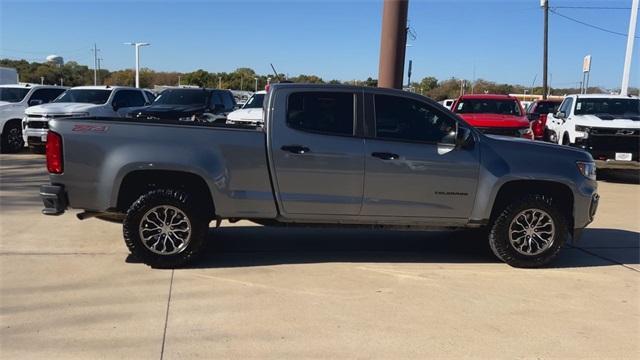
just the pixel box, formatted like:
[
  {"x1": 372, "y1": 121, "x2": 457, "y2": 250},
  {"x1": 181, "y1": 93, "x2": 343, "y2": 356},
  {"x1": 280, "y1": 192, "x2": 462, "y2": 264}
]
[
  {"x1": 546, "y1": 94, "x2": 640, "y2": 170},
  {"x1": 225, "y1": 90, "x2": 266, "y2": 126},
  {"x1": 23, "y1": 86, "x2": 153, "y2": 151},
  {"x1": 0, "y1": 84, "x2": 67, "y2": 153}
]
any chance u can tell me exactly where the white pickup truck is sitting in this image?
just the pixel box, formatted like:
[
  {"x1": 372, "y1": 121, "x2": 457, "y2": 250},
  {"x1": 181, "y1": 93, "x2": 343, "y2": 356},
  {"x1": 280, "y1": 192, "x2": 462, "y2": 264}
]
[
  {"x1": 546, "y1": 94, "x2": 640, "y2": 170},
  {"x1": 23, "y1": 85, "x2": 154, "y2": 151},
  {"x1": 225, "y1": 90, "x2": 266, "y2": 126},
  {"x1": 0, "y1": 84, "x2": 67, "y2": 153}
]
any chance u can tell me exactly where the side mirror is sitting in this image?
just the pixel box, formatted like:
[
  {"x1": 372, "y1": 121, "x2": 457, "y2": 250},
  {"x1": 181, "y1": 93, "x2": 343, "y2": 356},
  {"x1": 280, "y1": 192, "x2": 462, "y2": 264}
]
[
  {"x1": 456, "y1": 126, "x2": 474, "y2": 149},
  {"x1": 28, "y1": 99, "x2": 43, "y2": 106},
  {"x1": 555, "y1": 111, "x2": 566, "y2": 119},
  {"x1": 527, "y1": 113, "x2": 540, "y2": 121}
]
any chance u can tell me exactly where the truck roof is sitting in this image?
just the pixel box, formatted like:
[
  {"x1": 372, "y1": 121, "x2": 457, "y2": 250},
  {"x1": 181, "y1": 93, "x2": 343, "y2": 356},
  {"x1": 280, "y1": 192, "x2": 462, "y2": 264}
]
[
  {"x1": 458, "y1": 94, "x2": 516, "y2": 100},
  {"x1": 0, "y1": 83, "x2": 67, "y2": 89},
  {"x1": 69, "y1": 85, "x2": 137, "y2": 90},
  {"x1": 567, "y1": 93, "x2": 639, "y2": 99}
]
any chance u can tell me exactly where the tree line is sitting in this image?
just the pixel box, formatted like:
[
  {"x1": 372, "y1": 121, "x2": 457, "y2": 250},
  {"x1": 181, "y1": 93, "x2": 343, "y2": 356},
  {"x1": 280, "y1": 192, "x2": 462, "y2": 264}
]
[{"x1": 3, "y1": 58, "x2": 624, "y2": 101}]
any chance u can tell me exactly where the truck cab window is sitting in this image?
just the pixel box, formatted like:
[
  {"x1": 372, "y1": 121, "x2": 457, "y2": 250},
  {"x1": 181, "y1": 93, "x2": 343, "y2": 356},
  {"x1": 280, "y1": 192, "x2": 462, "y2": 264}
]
[
  {"x1": 286, "y1": 92, "x2": 354, "y2": 136},
  {"x1": 374, "y1": 94, "x2": 456, "y2": 144}
]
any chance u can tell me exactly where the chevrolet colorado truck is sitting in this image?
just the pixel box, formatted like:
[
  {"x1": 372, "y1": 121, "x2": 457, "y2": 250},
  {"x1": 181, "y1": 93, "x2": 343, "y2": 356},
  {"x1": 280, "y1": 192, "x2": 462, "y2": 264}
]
[
  {"x1": 40, "y1": 84, "x2": 599, "y2": 268},
  {"x1": 546, "y1": 94, "x2": 640, "y2": 170}
]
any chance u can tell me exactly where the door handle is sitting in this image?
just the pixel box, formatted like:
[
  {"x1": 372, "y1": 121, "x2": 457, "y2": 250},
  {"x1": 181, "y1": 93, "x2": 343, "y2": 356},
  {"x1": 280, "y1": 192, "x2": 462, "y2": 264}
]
[
  {"x1": 281, "y1": 145, "x2": 311, "y2": 154},
  {"x1": 371, "y1": 152, "x2": 399, "y2": 160}
]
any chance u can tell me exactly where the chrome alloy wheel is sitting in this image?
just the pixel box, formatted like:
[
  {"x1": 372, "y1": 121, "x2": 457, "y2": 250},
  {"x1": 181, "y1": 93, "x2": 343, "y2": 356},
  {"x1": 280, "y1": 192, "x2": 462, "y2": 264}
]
[
  {"x1": 138, "y1": 205, "x2": 192, "y2": 255},
  {"x1": 508, "y1": 208, "x2": 556, "y2": 256}
]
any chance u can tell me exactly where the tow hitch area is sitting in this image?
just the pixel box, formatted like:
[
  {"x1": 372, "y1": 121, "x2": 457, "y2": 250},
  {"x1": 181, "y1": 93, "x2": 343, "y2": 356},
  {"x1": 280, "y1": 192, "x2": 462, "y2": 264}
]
[{"x1": 40, "y1": 184, "x2": 67, "y2": 215}]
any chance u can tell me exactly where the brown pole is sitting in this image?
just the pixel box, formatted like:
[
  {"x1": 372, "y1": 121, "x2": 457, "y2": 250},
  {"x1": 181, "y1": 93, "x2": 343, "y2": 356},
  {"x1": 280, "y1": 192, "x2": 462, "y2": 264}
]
[{"x1": 378, "y1": 0, "x2": 409, "y2": 89}]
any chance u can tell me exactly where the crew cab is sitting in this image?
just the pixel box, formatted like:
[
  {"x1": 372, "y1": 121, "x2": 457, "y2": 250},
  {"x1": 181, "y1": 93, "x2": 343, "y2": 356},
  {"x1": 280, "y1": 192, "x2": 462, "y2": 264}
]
[
  {"x1": 129, "y1": 88, "x2": 236, "y2": 123},
  {"x1": 226, "y1": 90, "x2": 266, "y2": 126},
  {"x1": 40, "y1": 84, "x2": 598, "y2": 269},
  {"x1": 23, "y1": 86, "x2": 153, "y2": 151},
  {"x1": 527, "y1": 99, "x2": 562, "y2": 141},
  {"x1": 546, "y1": 94, "x2": 640, "y2": 170},
  {"x1": 451, "y1": 94, "x2": 532, "y2": 138},
  {"x1": 0, "y1": 84, "x2": 67, "y2": 153}
]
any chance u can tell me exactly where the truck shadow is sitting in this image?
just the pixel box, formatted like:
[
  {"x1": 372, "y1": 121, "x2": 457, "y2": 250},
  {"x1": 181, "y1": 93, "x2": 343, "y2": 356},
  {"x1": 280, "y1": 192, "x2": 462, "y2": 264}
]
[{"x1": 182, "y1": 227, "x2": 640, "y2": 269}]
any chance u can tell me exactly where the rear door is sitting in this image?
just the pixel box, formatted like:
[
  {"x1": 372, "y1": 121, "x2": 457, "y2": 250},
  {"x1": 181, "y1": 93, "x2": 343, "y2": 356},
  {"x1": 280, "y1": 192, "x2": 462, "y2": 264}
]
[
  {"x1": 361, "y1": 93, "x2": 480, "y2": 219},
  {"x1": 269, "y1": 88, "x2": 365, "y2": 215}
]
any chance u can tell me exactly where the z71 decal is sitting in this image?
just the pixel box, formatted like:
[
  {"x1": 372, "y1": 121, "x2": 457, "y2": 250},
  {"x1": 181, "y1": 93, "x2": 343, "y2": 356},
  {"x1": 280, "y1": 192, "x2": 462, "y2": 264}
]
[{"x1": 72, "y1": 124, "x2": 109, "y2": 133}]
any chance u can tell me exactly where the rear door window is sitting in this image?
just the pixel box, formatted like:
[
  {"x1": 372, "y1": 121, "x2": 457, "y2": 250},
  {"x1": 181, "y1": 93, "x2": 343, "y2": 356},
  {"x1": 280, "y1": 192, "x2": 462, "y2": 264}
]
[
  {"x1": 286, "y1": 92, "x2": 354, "y2": 136},
  {"x1": 113, "y1": 90, "x2": 147, "y2": 107}
]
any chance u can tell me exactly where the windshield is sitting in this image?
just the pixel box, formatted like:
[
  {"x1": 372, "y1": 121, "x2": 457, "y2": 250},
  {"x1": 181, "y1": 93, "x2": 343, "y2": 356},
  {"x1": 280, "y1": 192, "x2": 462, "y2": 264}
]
[
  {"x1": 575, "y1": 98, "x2": 640, "y2": 119},
  {"x1": 54, "y1": 89, "x2": 112, "y2": 104},
  {"x1": 242, "y1": 93, "x2": 265, "y2": 109},
  {"x1": 533, "y1": 101, "x2": 561, "y2": 115},
  {"x1": 153, "y1": 89, "x2": 207, "y2": 105},
  {"x1": 455, "y1": 99, "x2": 521, "y2": 116},
  {"x1": 0, "y1": 87, "x2": 30, "y2": 103}
]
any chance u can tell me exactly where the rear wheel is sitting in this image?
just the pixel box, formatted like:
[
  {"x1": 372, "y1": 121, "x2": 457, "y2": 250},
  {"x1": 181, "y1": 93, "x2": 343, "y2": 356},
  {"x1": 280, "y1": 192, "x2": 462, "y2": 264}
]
[
  {"x1": 489, "y1": 195, "x2": 568, "y2": 268},
  {"x1": 1, "y1": 121, "x2": 24, "y2": 153},
  {"x1": 123, "y1": 189, "x2": 208, "y2": 268}
]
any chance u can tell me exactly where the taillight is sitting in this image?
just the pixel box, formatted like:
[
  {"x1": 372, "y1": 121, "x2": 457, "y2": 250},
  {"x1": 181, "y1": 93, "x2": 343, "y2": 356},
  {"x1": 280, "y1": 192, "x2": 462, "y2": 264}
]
[
  {"x1": 531, "y1": 120, "x2": 544, "y2": 138},
  {"x1": 46, "y1": 131, "x2": 63, "y2": 174}
]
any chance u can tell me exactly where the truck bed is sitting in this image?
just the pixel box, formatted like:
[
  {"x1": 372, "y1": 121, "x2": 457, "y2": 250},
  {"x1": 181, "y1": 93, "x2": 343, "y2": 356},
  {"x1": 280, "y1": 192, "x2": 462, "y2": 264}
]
[{"x1": 48, "y1": 118, "x2": 278, "y2": 218}]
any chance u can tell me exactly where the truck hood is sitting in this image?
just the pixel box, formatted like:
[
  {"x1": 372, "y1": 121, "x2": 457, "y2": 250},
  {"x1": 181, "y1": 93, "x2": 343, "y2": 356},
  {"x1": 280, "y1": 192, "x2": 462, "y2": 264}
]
[
  {"x1": 0, "y1": 101, "x2": 12, "y2": 107},
  {"x1": 458, "y1": 113, "x2": 529, "y2": 128},
  {"x1": 573, "y1": 114, "x2": 640, "y2": 128},
  {"x1": 130, "y1": 104, "x2": 206, "y2": 119},
  {"x1": 26, "y1": 102, "x2": 98, "y2": 115},
  {"x1": 227, "y1": 108, "x2": 264, "y2": 122},
  {"x1": 487, "y1": 133, "x2": 591, "y2": 158}
]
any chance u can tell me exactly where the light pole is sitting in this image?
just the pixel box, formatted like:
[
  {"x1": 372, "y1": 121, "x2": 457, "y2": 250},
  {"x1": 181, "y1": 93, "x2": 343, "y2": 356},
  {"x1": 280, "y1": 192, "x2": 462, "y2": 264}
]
[
  {"x1": 124, "y1": 42, "x2": 150, "y2": 88},
  {"x1": 218, "y1": 77, "x2": 222, "y2": 89},
  {"x1": 621, "y1": 0, "x2": 639, "y2": 95},
  {"x1": 254, "y1": 77, "x2": 258, "y2": 92}
]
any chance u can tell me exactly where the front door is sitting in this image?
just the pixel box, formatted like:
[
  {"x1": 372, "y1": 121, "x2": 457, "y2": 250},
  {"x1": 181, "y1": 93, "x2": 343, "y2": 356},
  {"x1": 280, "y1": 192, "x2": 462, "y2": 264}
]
[
  {"x1": 269, "y1": 89, "x2": 365, "y2": 215},
  {"x1": 361, "y1": 93, "x2": 480, "y2": 219}
]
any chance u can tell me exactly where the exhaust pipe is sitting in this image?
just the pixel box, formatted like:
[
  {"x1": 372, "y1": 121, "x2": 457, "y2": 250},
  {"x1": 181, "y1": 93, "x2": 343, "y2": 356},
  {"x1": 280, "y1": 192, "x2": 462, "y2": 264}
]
[{"x1": 76, "y1": 211, "x2": 99, "y2": 220}]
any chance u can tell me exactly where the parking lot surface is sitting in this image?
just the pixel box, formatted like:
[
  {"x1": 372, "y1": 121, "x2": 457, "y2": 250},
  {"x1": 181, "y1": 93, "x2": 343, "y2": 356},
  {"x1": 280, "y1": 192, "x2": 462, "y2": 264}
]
[{"x1": 1, "y1": 152, "x2": 639, "y2": 359}]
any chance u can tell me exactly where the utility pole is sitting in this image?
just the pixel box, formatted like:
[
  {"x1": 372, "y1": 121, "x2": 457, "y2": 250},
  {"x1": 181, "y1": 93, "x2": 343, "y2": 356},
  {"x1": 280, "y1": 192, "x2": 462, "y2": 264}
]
[
  {"x1": 218, "y1": 77, "x2": 222, "y2": 89},
  {"x1": 621, "y1": 0, "x2": 639, "y2": 95},
  {"x1": 378, "y1": 0, "x2": 409, "y2": 89},
  {"x1": 97, "y1": 58, "x2": 103, "y2": 85},
  {"x1": 124, "y1": 42, "x2": 150, "y2": 88},
  {"x1": 406, "y1": 60, "x2": 412, "y2": 89},
  {"x1": 178, "y1": 76, "x2": 181, "y2": 86},
  {"x1": 91, "y1": 43, "x2": 100, "y2": 86},
  {"x1": 541, "y1": 0, "x2": 549, "y2": 99}
]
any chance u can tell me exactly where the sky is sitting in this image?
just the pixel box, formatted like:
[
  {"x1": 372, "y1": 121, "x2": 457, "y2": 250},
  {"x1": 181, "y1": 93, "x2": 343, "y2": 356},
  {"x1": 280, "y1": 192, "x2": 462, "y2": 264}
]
[{"x1": 0, "y1": 0, "x2": 638, "y2": 89}]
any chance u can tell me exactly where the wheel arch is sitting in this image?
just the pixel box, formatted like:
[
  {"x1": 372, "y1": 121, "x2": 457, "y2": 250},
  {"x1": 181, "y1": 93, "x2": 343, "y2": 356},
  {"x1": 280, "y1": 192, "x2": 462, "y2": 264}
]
[
  {"x1": 2, "y1": 118, "x2": 23, "y2": 133},
  {"x1": 115, "y1": 169, "x2": 216, "y2": 220},
  {"x1": 489, "y1": 180, "x2": 574, "y2": 228}
]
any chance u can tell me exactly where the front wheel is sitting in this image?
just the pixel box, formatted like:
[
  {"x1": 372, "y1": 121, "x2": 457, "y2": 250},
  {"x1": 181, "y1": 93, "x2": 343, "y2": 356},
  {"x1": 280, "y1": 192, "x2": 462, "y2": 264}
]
[
  {"x1": 1, "y1": 121, "x2": 24, "y2": 153},
  {"x1": 123, "y1": 189, "x2": 208, "y2": 268},
  {"x1": 489, "y1": 195, "x2": 568, "y2": 268}
]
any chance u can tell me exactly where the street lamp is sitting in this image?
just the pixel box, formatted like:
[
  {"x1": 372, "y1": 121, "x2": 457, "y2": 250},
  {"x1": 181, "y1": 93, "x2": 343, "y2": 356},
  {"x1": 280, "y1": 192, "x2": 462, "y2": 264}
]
[
  {"x1": 124, "y1": 42, "x2": 150, "y2": 88},
  {"x1": 254, "y1": 77, "x2": 258, "y2": 92}
]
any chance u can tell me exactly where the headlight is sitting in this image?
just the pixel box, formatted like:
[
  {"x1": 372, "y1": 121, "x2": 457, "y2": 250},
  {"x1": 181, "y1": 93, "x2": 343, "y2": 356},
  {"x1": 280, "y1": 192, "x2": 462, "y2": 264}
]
[
  {"x1": 577, "y1": 161, "x2": 596, "y2": 181},
  {"x1": 575, "y1": 125, "x2": 590, "y2": 138}
]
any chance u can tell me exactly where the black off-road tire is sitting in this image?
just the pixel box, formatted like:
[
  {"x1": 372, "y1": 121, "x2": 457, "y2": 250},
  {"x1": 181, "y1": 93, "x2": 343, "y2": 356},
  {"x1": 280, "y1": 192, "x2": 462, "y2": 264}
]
[
  {"x1": 123, "y1": 189, "x2": 208, "y2": 268},
  {"x1": 489, "y1": 195, "x2": 568, "y2": 268},
  {"x1": 1, "y1": 121, "x2": 24, "y2": 153}
]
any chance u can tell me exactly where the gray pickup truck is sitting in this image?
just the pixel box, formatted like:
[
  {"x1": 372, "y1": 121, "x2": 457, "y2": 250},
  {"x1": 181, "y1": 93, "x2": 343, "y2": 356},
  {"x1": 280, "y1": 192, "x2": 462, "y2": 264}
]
[{"x1": 40, "y1": 84, "x2": 599, "y2": 268}]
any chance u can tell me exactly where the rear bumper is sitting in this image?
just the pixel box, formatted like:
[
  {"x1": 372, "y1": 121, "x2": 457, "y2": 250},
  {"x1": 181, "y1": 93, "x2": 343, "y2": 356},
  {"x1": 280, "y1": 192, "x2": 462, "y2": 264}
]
[{"x1": 40, "y1": 184, "x2": 67, "y2": 215}]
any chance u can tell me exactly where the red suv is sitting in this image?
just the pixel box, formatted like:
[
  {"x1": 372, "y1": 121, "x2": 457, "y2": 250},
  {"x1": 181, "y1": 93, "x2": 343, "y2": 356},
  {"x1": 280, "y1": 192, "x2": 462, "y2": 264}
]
[
  {"x1": 526, "y1": 99, "x2": 562, "y2": 141},
  {"x1": 451, "y1": 94, "x2": 532, "y2": 138}
]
